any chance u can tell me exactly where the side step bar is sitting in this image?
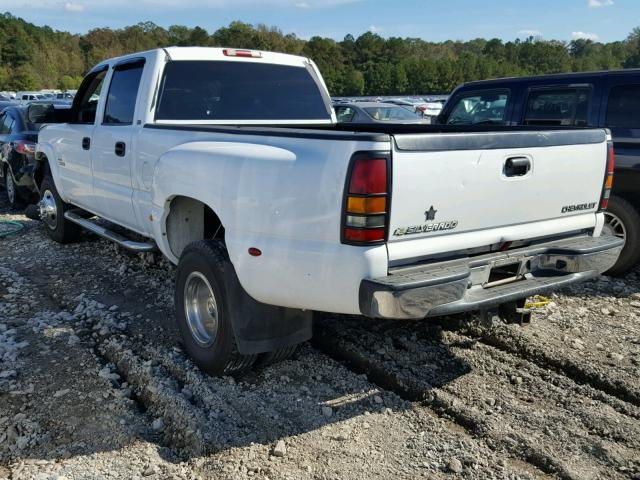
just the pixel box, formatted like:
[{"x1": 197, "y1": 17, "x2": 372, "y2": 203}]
[{"x1": 64, "y1": 210, "x2": 156, "y2": 253}]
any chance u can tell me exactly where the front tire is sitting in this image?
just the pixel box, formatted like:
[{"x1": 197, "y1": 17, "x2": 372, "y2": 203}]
[
  {"x1": 175, "y1": 240, "x2": 257, "y2": 376},
  {"x1": 39, "y1": 175, "x2": 81, "y2": 244},
  {"x1": 602, "y1": 195, "x2": 640, "y2": 276}
]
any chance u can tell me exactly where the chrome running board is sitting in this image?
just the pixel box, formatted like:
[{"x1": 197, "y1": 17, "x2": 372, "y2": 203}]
[{"x1": 64, "y1": 210, "x2": 156, "y2": 253}]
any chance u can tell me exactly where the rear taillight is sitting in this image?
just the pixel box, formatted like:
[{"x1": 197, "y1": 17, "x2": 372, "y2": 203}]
[
  {"x1": 600, "y1": 142, "x2": 615, "y2": 210},
  {"x1": 15, "y1": 140, "x2": 36, "y2": 156},
  {"x1": 342, "y1": 154, "x2": 390, "y2": 245}
]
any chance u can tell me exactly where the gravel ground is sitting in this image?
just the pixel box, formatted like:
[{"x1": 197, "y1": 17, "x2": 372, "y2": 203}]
[{"x1": 0, "y1": 194, "x2": 639, "y2": 480}]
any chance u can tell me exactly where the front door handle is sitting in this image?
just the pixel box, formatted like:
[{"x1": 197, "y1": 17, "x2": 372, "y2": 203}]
[
  {"x1": 82, "y1": 137, "x2": 91, "y2": 150},
  {"x1": 504, "y1": 156, "x2": 531, "y2": 177},
  {"x1": 115, "y1": 142, "x2": 126, "y2": 157}
]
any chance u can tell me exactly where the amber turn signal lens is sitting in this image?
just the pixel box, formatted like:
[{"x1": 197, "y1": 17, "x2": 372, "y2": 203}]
[
  {"x1": 347, "y1": 196, "x2": 386, "y2": 214},
  {"x1": 605, "y1": 174, "x2": 613, "y2": 189}
]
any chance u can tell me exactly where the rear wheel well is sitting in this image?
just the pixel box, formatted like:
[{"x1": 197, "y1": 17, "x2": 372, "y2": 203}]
[{"x1": 165, "y1": 196, "x2": 225, "y2": 259}]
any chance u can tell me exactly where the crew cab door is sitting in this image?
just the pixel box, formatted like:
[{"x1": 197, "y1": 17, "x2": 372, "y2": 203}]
[
  {"x1": 91, "y1": 59, "x2": 145, "y2": 231},
  {"x1": 55, "y1": 66, "x2": 108, "y2": 210}
]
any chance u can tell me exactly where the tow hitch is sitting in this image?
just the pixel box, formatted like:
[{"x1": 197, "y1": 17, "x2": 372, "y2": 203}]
[{"x1": 480, "y1": 299, "x2": 532, "y2": 326}]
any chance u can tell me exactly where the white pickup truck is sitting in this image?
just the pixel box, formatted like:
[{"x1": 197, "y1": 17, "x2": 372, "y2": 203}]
[{"x1": 34, "y1": 47, "x2": 623, "y2": 375}]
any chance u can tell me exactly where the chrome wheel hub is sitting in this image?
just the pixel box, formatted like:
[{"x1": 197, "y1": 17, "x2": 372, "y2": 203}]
[
  {"x1": 602, "y1": 211, "x2": 626, "y2": 247},
  {"x1": 39, "y1": 190, "x2": 58, "y2": 230},
  {"x1": 5, "y1": 174, "x2": 15, "y2": 204},
  {"x1": 184, "y1": 271, "x2": 219, "y2": 348}
]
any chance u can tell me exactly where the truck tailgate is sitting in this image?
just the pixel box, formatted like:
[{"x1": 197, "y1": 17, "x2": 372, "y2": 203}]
[{"x1": 387, "y1": 129, "x2": 608, "y2": 253}]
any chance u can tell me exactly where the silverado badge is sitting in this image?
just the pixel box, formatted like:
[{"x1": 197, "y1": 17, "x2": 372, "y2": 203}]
[{"x1": 394, "y1": 206, "x2": 458, "y2": 236}]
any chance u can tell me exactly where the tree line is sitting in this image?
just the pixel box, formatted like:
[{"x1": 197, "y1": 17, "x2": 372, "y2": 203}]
[{"x1": 2, "y1": 12, "x2": 640, "y2": 95}]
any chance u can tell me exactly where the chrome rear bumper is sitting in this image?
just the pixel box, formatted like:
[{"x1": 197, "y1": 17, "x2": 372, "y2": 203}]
[{"x1": 359, "y1": 235, "x2": 624, "y2": 319}]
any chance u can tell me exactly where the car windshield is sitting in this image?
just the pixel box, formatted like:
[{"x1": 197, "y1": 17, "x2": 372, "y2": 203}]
[
  {"x1": 446, "y1": 93, "x2": 508, "y2": 125},
  {"x1": 363, "y1": 105, "x2": 421, "y2": 121}
]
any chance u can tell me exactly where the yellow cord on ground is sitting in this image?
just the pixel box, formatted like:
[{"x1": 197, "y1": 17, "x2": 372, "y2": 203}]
[{"x1": 524, "y1": 295, "x2": 551, "y2": 309}]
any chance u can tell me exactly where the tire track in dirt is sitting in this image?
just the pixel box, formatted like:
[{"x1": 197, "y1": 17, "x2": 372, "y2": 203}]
[
  {"x1": 456, "y1": 320, "x2": 640, "y2": 408},
  {"x1": 314, "y1": 316, "x2": 640, "y2": 480}
]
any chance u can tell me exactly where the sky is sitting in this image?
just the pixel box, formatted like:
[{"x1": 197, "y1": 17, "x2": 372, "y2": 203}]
[{"x1": 2, "y1": 0, "x2": 638, "y2": 43}]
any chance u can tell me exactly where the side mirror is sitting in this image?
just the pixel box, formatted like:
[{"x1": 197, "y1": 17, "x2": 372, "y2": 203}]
[
  {"x1": 27, "y1": 103, "x2": 72, "y2": 125},
  {"x1": 27, "y1": 103, "x2": 55, "y2": 123}
]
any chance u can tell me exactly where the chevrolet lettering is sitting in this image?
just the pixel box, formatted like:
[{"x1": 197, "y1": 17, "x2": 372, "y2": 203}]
[{"x1": 561, "y1": 202, "x2": 597, "y2": 213}]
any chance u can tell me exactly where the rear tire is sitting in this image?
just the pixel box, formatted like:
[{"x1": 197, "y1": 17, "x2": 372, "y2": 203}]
[
  {"x1": 175, "y1": 240, "x2": 257, "y2": 376},
  {"x1": 39, "y1": 175, "x2": 81, "y2": 244},
  {"x1": 602, "y1": 195, "x2": 640, "y2": 276}
]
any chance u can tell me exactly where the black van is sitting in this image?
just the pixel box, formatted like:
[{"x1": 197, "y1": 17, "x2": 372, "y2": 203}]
[{"x1": 437, "y1": 70, "x2": 640, "y2": 275}]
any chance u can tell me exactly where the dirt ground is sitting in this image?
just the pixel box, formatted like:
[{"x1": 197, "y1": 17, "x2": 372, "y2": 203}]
[{"x1": 1, "y1": 194, "x2": 639, "y2": 480}]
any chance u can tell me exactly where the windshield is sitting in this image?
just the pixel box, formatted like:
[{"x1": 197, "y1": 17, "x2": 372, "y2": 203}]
[
  {"x1": 156, "y1": 60, "x2": 331, "y2": 122},
  {"x1": 363, "y1": 105, "x2": 422, "y2": 121},
  {"x1": 446, "y1": 93, "x2": 508, "y2": 125}
]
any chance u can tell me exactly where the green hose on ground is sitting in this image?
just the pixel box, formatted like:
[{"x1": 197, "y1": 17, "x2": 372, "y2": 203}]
[{"x1": 0, "y1": 220, "x2": 24, "y2": 237}]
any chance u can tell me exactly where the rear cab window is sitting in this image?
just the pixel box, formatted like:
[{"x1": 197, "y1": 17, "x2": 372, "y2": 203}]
[
  {"x1": 523, "y1": 87, "x2": 591, "y2": 126},
  {"x1": 156, "y1": 60, "x2": 331, "y2": 122},
  {"x1": 444, "y1": 91, "x2": 509, "y2": 125}
]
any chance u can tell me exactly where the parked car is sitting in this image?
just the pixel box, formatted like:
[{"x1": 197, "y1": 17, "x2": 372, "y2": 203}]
[
  {"x1": 34, "y1": 47, "x2": 621, "y2": 375},
  {"x1": 437, "y1": 69, "x2": 640, "y2": 275},
  {"x1": 0, "y1": 105, "x2": 40, "y2": 207},
  {"x1": 0, "y1": 100, "x2": 18, "y2": 111},
  {"x1": 418, "y1": 99, "x2": 446, "y2": 117},
  {"x1": 16, "y1": 92, "x2": 45, "y2": 103},
  {"x1": 334, "y1": 102, "x2": 426, "y2": 124}
]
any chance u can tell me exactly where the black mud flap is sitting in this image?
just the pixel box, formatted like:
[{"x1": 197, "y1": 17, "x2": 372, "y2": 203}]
[{"x1": 224, "y1": 260, "x2": 313, "y2": 355}]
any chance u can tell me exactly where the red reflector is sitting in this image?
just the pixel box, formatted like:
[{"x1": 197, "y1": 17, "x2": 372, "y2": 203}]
[
  {"x1": 248, "y1": 247, "x2": 262, "y2": 257},
  {"x1": 344, "y1": 228, "x2": 385, "y2": 243},
  {"x1": 349, "y1": 158, "x2": 387, "y2": 194},
  {"x1": 600, "y1": 198, "x2": 609, "y2": 210}
]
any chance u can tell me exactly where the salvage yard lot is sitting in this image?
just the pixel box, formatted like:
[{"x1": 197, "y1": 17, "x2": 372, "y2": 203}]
[{"x1": 1, "y1": 194, "x2": 639, "y2": 480}]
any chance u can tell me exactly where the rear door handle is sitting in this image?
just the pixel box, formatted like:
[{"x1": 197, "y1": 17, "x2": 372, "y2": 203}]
[
  {"x1": 504, "y1": 156, "x2": 531, "y2": 177},
  {"x1": 115, "y1": 142, "x2": 126, "y2": 157},
  {"x1": 82, "y1": 137, "x2": 91, "y2": 150}
]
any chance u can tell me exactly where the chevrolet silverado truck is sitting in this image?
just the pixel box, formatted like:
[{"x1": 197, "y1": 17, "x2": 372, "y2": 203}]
[{"x1": 33, "y1": 47, "x2": 623, "y2": 375}]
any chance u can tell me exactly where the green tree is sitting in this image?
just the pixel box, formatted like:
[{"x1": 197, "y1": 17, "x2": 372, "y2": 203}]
[{"x1": 1, "y1": 14, "x2": 640, "y2": 96}]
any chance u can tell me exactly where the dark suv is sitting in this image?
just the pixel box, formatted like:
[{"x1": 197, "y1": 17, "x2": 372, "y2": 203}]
[{"x1": 437, "y1": 70, "x2": 640, "y2": 275}]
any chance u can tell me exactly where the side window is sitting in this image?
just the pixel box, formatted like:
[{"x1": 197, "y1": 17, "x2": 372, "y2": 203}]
[
  {"x1": 335, "y1": 106, "x2": 357, "y2": 123},
  {"x1": 524, "y1": 88, "x2": 590, "y2": 126},
  {"x1": 103, "y1": 61, "x2": 145, "y2": 125},
  {"x1": 0, "y1": 114, "x2": 7, "y2": 134},
  {"x1": 1, "y1": 114, "x2": 14, "y2": 134},
  {"x1": 446, "y1": 92, "x2": 508, "y2": 125},
  {"x1": 72, "y1": 68, "x2": 107, "y2": 124},
  {"x1": 606, "y1": 84, "x2": 640, "y2": 128}
]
